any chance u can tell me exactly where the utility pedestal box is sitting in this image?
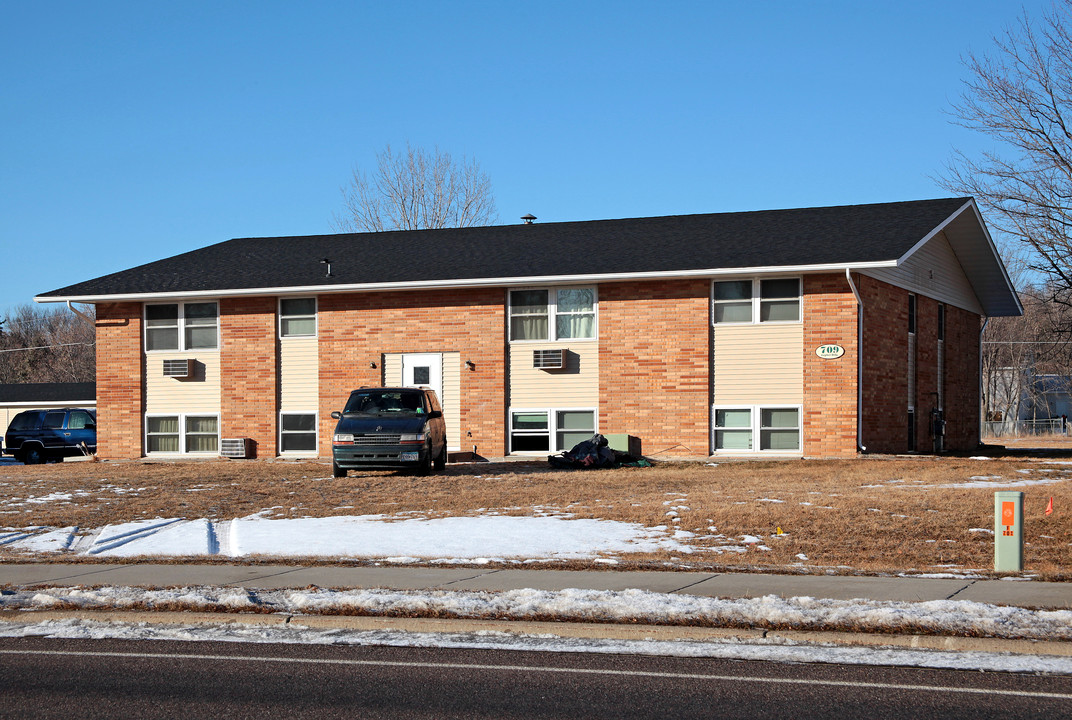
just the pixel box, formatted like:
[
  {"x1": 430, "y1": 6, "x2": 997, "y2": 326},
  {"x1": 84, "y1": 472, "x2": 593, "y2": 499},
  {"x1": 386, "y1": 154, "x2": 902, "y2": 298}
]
[{"x1": 994, "y1": 491, "x2": 1024, "y2": 572}]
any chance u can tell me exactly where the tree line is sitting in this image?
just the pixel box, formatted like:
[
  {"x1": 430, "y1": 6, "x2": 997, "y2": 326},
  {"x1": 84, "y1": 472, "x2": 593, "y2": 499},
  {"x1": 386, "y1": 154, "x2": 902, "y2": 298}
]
[{"x1": 0, "y1": 305, "x2": 95, "y2": 384}]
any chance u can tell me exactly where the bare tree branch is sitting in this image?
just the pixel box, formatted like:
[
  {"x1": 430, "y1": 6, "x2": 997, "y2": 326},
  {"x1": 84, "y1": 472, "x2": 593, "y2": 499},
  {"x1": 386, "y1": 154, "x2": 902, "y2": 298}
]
[{"x1": 332, "y1": 143, "x2": 498, "y2": 232}]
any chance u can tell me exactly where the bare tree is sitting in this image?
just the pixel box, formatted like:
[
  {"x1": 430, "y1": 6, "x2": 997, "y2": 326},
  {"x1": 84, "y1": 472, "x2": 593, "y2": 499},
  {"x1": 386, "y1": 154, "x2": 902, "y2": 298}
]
[
  {"x1": 0, "y1": 304, "x2": 95, "y2": 384},
  {"x1": 332, "y1": 143, "x2": 498, "y2": 232},
  {"x1": 940, "y1": 1, "x2": 1072, "y2": 312}
]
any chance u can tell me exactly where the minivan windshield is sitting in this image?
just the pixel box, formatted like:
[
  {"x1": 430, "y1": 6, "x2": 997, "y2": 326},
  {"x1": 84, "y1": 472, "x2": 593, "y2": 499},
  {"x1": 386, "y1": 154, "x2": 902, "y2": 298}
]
[{"x1": 343, "y1": 390, "x2": 425, "y2": 415}]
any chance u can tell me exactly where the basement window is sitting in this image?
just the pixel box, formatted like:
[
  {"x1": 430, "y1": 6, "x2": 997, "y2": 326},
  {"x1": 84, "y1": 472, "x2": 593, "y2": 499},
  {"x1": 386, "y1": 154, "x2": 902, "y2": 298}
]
[
  {"x1": 509, "y1": 408, "x2": 596, "y2": 453},
  {"x1": 280, "y1": 413, "x2": 317, "y2": 453},
  {"x1": 714, "y1": 406, "x2": 801, "y2": 452}
]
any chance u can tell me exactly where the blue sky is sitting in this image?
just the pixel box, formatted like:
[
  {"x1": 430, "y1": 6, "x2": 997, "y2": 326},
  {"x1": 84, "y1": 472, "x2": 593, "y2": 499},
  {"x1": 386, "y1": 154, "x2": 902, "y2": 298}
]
[{"x1": 0, "y1": 1, "x2": 1053, "y2": 313}]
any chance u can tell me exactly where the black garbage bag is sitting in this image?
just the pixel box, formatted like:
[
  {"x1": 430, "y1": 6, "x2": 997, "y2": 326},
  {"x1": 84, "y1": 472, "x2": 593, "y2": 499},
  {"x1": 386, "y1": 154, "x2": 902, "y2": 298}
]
[{"x1": 548, "y1": 434, "x2": 617, "y2": 469}]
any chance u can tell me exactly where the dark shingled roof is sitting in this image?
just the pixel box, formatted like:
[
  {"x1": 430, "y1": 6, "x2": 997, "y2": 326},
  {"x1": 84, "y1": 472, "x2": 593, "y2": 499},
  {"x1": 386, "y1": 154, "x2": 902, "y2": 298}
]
[
  {"x1": 39, "y1": 198, "x2": 973, "y2": 299},
  {"x1": 0, "y1": 382, "x2": 95, "y2": 404}
]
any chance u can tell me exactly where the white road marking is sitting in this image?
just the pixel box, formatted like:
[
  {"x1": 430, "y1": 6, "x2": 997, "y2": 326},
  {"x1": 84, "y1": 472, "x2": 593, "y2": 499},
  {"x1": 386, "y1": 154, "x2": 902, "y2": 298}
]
[{"x1": 2, "y1": 649, "x2": 1070, "y2": 700}]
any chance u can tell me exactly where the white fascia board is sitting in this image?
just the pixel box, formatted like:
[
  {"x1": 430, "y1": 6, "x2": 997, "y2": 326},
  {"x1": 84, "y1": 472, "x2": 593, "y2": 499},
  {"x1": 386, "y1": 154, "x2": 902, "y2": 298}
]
[{"x1": 34, "y1": 259, "x2": 899, "y2": 304}]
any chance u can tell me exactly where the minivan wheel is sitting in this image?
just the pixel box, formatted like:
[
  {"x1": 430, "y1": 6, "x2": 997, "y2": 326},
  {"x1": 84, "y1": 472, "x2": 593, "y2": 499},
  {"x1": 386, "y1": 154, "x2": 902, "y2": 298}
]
[
  {"x1": 417, "y1": 447, "x2": 433, "y2": 476},
  {"x1": 332, "y1": 460, "x2": 347, "y2": 478},
  {"x1": 434, "y1": 445, "x2": 446, "y2": 472},
  {"x1": 23, "y1": 446, "x2": 45, "y2": 465}
]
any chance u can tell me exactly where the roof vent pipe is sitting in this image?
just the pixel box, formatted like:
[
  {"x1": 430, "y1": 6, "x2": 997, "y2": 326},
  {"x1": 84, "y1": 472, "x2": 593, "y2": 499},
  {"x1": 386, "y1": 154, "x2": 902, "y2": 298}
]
[
  {"x1": 521, "y1": 214, "x2": 536, "y2": 224},
  {"x1": 320, "y1": 258, "x2": 333, "y2": 277}
]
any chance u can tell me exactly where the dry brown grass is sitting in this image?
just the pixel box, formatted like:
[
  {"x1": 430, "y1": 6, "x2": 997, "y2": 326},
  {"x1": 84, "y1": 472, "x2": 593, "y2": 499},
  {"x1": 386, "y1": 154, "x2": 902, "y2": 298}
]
[{"x1": 1, "y1": 448, "x2": 1070, "y2": 578}]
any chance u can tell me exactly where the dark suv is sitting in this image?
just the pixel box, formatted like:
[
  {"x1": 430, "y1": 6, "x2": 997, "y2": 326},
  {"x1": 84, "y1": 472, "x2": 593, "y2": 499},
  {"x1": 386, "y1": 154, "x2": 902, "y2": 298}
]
[
  {"x1": 3, "y1": 408, "x2": 97, "y2": 464},
  {"x1": 331, "y1": 387, "x2": 447, "y2": 477}
]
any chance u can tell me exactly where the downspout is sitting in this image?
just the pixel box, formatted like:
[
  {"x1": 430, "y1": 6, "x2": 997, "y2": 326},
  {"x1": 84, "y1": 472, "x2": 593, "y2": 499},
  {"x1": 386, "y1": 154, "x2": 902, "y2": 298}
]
[
  {"x1": 845, "y1": 269, "x2": 866, "y2": 452},
  {"x1": 979, "y1": 317, "x2": 989, "y2": 447},
  {"x1": 66, "y1": 300, "x2": 94, "y2": 324}
]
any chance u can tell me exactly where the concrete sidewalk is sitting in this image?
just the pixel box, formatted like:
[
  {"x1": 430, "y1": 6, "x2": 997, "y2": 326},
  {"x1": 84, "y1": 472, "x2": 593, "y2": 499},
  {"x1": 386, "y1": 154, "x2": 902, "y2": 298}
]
[{"x1": 1, "y1": 562, "x2": 1068, "y2": 609}]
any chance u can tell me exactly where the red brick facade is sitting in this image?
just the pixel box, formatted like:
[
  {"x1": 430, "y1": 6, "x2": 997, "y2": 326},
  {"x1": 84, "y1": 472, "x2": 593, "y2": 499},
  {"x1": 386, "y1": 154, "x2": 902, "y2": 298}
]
[
  {"x1": 317, "y1": 289, "x2": 506, "y2": 457},
  {"x1": 598, "y1": 280, "x2": 710, "y2": 458},
  {"x1": 219, "y1": 297, "x2": 278, "y2": 458},
  {"x1": 802, "y1": 274, "x2": 859, "y2": 457},
  {"x1": 92, "y1": 276, "x2": 982, "y2": 460},
  {"x1": 859, "y1": 276, "x2": 981, "y2": 454},
  {"x1": 94, "y1": 302, "x2": 144, "y2": 460}
]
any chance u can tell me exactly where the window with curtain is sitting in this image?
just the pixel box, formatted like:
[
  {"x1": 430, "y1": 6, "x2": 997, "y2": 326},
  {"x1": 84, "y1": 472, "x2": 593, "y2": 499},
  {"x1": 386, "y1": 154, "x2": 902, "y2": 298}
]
[
  {"x1": 146, "y1": 416, "x2": 180, "y2": 453},
  {"x1": 510, "y1": 287, "x2": 595, "y2": 341},
  {"x1": 555, "y1": 288, "x2": 595, "y2": 339},
  {"x1": 185, "y1": 415, "x2": 219, "y2": 453},
  {"x1": 280, "y1": 298, "x2": 317, "y2": 337}
]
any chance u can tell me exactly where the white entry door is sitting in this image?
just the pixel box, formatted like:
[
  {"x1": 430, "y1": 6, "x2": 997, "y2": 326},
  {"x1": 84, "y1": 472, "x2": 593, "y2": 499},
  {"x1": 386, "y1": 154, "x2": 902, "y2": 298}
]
[{"x1": 402, "y1": 353, "x2": 443, "y2": 401}]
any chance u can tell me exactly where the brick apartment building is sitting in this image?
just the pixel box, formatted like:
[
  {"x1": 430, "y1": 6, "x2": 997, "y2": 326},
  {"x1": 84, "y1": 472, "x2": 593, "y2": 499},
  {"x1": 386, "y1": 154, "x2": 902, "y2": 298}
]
[{"x1": 37, "y1": 197, "x2": 1021, "y2": 460}]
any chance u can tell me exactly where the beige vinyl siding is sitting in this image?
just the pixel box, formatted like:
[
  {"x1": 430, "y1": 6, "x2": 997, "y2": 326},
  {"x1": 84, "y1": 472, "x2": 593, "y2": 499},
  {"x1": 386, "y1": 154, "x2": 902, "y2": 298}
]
[
  {"x1": 145, "y1": 351, "x2": 221, "y2": 414},
  {"x1": 713, "y1": 324, "x2": 803, "y2": 405},
  {"x1": 864, "y1": 231, "x2": 985, "y2": 314},
  {"x1": 279, "y1": 337, "x2": 318, "y2": 410},
  {"x1": 383, "y1": 352, "x2": 462, "y2": 451},
  {"x1": 509, "y1": 342, "x2": 599, "y2": 408}
]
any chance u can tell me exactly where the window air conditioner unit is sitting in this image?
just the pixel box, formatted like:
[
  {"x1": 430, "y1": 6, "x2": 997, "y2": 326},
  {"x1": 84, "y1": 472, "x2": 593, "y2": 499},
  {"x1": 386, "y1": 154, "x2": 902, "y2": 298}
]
[
  {"x1": 533, "y1": 349, "x2": 565, "y2": 370},
  {"x1": 220, "y1": 438, "x2": 251, "y2": 459},
  {"x1": 163, "y1": 358, "x2": 193, "y2": 378}
]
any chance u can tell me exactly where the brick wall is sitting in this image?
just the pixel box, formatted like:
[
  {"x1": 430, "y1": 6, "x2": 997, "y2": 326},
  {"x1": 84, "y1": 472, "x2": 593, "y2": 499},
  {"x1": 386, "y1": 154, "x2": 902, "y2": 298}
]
[
  {"x1": 859, "y1": 276, "x2": 982, "y2": 453},
  {"x1": 598, "y1": 280, "x2": 710, "y2": 457},
  {"x1": 943, "y1": 303, "x2": 982, "y2": 451},
  {"x1": 318, "y1": 289, "x2": 505, "y2": 456},
  {"x1": 802, "y1": 274, "x2": 859, "y2": 457},
  {"x1": 220, "y1": 297, "x2": 278, "y2": 457},
  {"x1": 95, "y1": 302, "x2": 143, "y2": 459},
  {"x1": 860, "y1": 276, "x2": 910, "y2": 453}
]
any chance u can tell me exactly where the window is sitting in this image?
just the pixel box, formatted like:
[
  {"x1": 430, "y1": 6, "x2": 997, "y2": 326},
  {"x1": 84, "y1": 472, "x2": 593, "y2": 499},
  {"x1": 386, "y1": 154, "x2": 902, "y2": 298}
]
[
  {"x1": 714, "y1": 406, "x2": 801, "y2": 452},
  {"x1": 146, "y1": 416, "x2": 179, "y2": 453},
  {"x1": 713, "y1": 279, "x2": 800, "y2": 324},
  {"x1": 146, "y1": 414, "x2": 219, "y2": 454},
  {"x1": 509, "y1": 287, "x2": 595, "y2": 341},
  {"x1": 760, "y1": 408, "x2": 800, "y2": 450},
  {"x1": 510, "y1": 408, "x2": 596, "y2": 453},
  {"x1": 280, "y1": 297, "x2": 317, "y2": 337},
  {"x1": 714, "y1": 408, "x2": 752, "y2": 450},
  {"x1": 145, "y1": 302, "x2": 218, "y2": 351},
  {"x1": 68, "y1": 411, "x2": 95, "y2": 429},
  {"x1": 280, "y1": 413, "x2": 317, "y2": 452},
  {"x1": 185, "y1": 416, "x2": 219, "y2": 453},
  {"x1": 43, "y1": 411, "x2": 65, "y2": 430}
]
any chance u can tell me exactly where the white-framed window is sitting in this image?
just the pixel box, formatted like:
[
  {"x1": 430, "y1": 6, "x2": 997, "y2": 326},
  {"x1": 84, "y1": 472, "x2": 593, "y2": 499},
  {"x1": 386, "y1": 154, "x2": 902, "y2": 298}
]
[
  {"x1": 712, "y1": 278, "x2": 801, "y2": 324},
  {"x1": 145, "y1": 413, "x2": 219, "y2": 454},
  {"x1": 509, "y1": 287, "x2": 596, "y2": 341},
  {"x1": 280, "y1": 412, "x2": 317, "y2": 453},
  {"x1": 280, "y1": 297, "x2": 317, "y2": 338},
  {"x1": 509, "y1": 408, "x2": 596, "y2": 453},
  {"x1": 145, "y1": 302, "x2": 218, "y2": 351},
  {"x1": 713, "y1": 406, "x2": 801, "y2": 452}
]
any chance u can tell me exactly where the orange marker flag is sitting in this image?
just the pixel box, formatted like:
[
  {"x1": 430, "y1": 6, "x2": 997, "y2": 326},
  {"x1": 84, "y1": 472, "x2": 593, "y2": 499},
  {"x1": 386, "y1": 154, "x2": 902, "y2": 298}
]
[{"x1": 1045, "y1": 497, "x2": 1054, "y2": 516}]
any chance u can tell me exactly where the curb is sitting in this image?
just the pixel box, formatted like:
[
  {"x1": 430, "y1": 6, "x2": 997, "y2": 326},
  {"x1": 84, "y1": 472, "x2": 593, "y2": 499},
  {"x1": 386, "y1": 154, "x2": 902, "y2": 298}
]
[{"x1": 4, "y1": 609, "x2": 1070, "y2": 658}]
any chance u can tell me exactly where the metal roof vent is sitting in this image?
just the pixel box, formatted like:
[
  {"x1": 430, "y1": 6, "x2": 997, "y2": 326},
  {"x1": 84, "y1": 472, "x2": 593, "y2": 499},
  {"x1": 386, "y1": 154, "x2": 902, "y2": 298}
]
[{"x1": 521, "y1": 214, "x2": 536, "y2": 224}]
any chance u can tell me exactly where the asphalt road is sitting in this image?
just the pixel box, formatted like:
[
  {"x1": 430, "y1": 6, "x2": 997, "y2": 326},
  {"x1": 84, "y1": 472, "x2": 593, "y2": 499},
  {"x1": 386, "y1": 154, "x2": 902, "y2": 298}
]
[{"x1": 1, "y1": 638, "x2": 1070, "y2": 719}]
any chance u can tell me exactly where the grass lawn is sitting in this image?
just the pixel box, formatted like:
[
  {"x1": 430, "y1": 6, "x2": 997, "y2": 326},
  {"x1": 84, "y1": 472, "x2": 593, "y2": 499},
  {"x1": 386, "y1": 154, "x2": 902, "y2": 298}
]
[{"x1": 1, "y1": 445, "x2": 1069, "y2": 578}]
